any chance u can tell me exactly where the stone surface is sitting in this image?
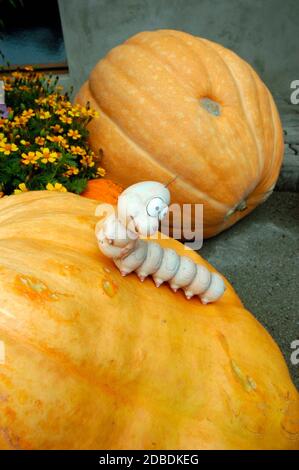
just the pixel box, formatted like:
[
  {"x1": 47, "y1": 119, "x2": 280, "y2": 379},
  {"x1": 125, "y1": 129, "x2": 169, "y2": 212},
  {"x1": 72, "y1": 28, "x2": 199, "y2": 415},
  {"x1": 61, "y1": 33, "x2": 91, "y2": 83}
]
[
  {"x1": 200, "y1": 192, "x2": 299, "y2": 388},
  {"x1": 276, "y1": 99, "x2": 299, "y2": 192}
]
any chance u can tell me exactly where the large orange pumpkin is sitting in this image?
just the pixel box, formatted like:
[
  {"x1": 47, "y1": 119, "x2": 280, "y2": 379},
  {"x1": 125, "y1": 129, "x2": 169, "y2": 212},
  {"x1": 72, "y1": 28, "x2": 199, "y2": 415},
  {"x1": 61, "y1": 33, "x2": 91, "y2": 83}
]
[
  {"x1": 76, "y1": 29, "x2": 284, "y2": 238},
  {"x1": 0, "y1": 191, "x2": 297, "y2": 449}
]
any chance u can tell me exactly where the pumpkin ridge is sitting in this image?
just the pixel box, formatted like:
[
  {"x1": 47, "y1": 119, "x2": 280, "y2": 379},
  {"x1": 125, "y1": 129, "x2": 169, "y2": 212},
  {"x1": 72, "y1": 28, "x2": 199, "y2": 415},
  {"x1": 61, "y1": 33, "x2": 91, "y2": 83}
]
[
  {"x1": 87, "y1": 83, "x2": 229, "y2": 212},
  {"x1": 156, "y1": 31, "x2": 244, "y2": 198},
  {"x1": 192, "y1": 36, "x2": 262, "y2": 196},
  {"x1": 100, "y1": 52, "x2": 246, "y2": 204},
  {"x1": 199, "y1": 38, "x2": 263, "y2": 181},
  {"x1": 255, "y1": 83, "x2": 276, "y2": 186},
  {"x1": 160, "y1": 30, "x2": 213, "y2": 92},
  {"x1": 125, "y1": 40, "x2": 195, "y2": 96},
  {"x1": 102, "y1": 53, "x2": 226, "y2": 190},
  {"x1": 122, "y1": 39, "x2": 238, "y2": 199},
  {"x1": 246, "y1": 64, "x2": 267, "y2": 176},
  {"x1": 248, "y1": 90, "x2": 282, "y2": 206},
  {"x1": 263, "y1": 88, "x2": 278, "y2": 180},
  {"x1": 260, "y1": 89, "x2": 282, "y2": 186},
  {"x1": 0, "y1": 323, "x2": 129, "y2": 404}
]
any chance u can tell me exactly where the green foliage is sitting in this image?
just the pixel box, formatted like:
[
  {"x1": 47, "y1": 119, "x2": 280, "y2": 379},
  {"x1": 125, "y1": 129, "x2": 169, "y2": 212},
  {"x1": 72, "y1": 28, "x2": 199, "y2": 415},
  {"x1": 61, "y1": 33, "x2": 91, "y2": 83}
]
[{"x1": 0, "y1": 67, "x2": 104, "y2": 196}]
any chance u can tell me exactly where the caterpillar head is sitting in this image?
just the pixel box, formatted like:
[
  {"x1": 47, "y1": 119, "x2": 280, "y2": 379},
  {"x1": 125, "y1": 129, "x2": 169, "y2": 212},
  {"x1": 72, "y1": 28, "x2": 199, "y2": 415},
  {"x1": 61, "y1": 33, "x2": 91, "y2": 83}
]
[{"x1": 117, "y1": 181, "x2": 170, "y2": 237}]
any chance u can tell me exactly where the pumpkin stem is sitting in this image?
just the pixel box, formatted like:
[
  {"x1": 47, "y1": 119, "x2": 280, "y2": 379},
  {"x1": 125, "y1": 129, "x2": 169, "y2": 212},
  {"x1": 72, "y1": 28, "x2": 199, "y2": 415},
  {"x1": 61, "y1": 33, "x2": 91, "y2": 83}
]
[
  {"x1": 225, "y1": 199, "x2": 248, "y2": 219},
  {"x1": 199, "y1": 97, "x2": 221, "y2": 116}
]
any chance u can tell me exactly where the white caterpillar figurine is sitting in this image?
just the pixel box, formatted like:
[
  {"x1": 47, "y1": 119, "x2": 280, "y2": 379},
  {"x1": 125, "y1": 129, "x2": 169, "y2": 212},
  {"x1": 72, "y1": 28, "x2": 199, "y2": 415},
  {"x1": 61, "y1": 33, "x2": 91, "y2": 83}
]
[{"x1": 96, "y1": 181, "x2": 225, "y2": 304}]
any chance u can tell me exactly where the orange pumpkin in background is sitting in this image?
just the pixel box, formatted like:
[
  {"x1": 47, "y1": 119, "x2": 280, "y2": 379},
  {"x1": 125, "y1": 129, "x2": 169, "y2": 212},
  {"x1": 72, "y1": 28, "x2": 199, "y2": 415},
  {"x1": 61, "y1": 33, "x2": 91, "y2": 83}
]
[
  {"x1": 81, "y1": 178, "x2": 123, "y2": 205},
  {"x1": 76, "y1": 29, "x2": 284, "y2": 238},
  {"x1": 0, "y1": 191, "x2": 298, "y2": 450}
]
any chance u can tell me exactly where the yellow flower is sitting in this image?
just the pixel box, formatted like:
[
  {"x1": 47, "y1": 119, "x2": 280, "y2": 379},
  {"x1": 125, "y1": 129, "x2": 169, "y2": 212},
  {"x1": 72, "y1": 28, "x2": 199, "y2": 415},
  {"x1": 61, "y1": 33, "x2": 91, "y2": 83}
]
[
  {"x1": 59, "y1": 114, "x2": 72, "y2": 124},
  {"x1": 14, "y1": 183, "x2": 29, "y2": 194},
  {"x1": 80, "y1": 106, "x2": 99, "y2": 118},
  {"x1": 22, "y1": 109, "x2": 35, "y2": 119},
  {"x1": 12, "y1": 116, "x2": 28, "y2": 127},
  {"x1": 50, "y1": 124, "x2": 63, "y2": 133},
  {"x1": 64, "y1": 166, "x2": 79, "y2": 177},
  {"x1": 35, "y1": 136, "x2": 46, "y2": 145},
  {"x1": 47, "y1": 97, "x2": 57, "y2": 107},
  {"x1": 12, "y1": 71, "x2": 23, "y2": 79},
  {"x1": 24, "y1": 65, "x2": 34, "y2": 71},
  {"x1": 68, "y1": 109, "x2": 81, "y2": 118},
  {"x1": 88, "y1": 109, "x2": 99, "y2": 118},
  {"x1": 36, "y1": 147, "x2": 58, "y2": 164},
  {"x1": 46, "y1": 135, "x2": 69, "y2": 148},
  {"x1": 67, "y1": 129, "x2": 81, "y2": 140},
  {"x1": 62, "y1": 101, "x2": 72, "y2": 109},
  {"x1": 19, "y1": 85, "x2": 30, "y2": 91},
  {"x1": 35, "y1": 97, "x2": 48, "y2": 106},
  {"x1": 20, "y1": 139, "x2": 30, "y2": 147},
  {"x1": 4, "y1": 83, "x2": 13, "y2": 91},
  {"x1": 21, "y1": 151, "x2": 39, "y2": 165},
  {"x1": 80, "y1": 154, "x2": 95, "y2": 168},
  {"x1": 0, "y1": 142, "x2": 19, "y2": 155},
  {"x1": 70, "y1": 145, "x2": 86, "y2": 156},
  {"x1": 39, "y1": 110, "x2": 51, "y2": 120},
  {"x1": 55, "y1": 108, "x2": 66, "y2": 116},
  {"x1": 46, "y1": 182, "x2": 67, "y2": 192},
  {"x1": 96, "y1": 167, "x2": 106, "y2": 177},
  {"x1": 0, "y1": 118, "x2": 8, "y2": 129}
]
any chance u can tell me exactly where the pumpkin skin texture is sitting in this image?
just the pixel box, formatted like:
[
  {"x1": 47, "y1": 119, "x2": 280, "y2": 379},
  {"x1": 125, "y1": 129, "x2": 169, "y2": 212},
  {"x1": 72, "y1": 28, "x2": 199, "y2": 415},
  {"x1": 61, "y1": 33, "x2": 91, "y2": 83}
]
[
  {"x1": 75, "y1": 29, "x2": 284, "y2": 238},
  {"x1": 0, "y1": 192, "x2": 298, "y2": 450}
]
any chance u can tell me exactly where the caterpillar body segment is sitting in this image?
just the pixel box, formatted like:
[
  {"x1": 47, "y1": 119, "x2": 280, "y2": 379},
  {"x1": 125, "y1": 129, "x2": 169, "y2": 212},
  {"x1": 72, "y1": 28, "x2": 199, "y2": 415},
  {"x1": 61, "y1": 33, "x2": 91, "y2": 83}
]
[
  {"x1": 112, "y1": 239, "x2": 225, "y2": 303},
  {"x1": 95, "y1": 181, "x2": 226, "y2": 304}
]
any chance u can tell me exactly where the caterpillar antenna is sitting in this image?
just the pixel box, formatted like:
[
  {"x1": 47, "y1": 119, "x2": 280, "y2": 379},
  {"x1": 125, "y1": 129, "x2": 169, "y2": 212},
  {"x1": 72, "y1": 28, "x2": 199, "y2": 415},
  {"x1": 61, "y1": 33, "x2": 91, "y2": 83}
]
[{"x1": 165, "y1": 175, "x2": 178, "y2": 188}]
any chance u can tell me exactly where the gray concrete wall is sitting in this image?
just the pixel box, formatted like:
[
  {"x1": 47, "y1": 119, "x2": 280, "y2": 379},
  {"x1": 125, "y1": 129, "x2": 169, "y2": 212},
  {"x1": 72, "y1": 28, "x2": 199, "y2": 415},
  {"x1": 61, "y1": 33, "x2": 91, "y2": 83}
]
[{"x1": 58, "y1": 0, "x2": 299, "y2": 99}]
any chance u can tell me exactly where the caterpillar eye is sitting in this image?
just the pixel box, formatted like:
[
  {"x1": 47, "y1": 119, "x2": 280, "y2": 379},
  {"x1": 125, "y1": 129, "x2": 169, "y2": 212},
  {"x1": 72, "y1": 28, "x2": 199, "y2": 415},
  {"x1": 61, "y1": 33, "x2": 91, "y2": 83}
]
[
  {"x1": 146, "y1": 197, "x2": 167, "y2": 218},
  {"x1": 159, "y1": 206, "x2": 168, "y2": 221}
]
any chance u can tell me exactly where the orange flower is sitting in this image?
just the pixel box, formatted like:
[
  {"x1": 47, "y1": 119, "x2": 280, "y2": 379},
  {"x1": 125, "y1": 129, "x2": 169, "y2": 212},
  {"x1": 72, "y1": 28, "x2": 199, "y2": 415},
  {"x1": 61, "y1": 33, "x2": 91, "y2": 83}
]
[
  {"x1": 21, "y1": 151, "x2": 39, "y2": 165},
  {"x1": 55, "y1": 108, "x2": 66, "y2": 116},
  {"x1": 0, "y1": 142, "x2": 19, "y2": 155},
  {"x1": 50, "y1": 124, "x2": 63, "y2": 133},
  {"x1": 35, "y1": 97, "x2": 48, "y2": 106},
  {"x1": 35, "y1": 136, "x2": 46, "y2": 146},
  {"x1": 19, "y1": 85, "x2": 30, "y2": 91},
  {"x1": 12, "y1": 71, "x2": 23, "y2": 79},
  {"x1": 80, "y1": 154, "x2": 95, "y2": 168},
  {"x1": 64, "y1": 166, "x2": 79, "y2": 177},
  {"x1": 59, "y1": 114, "x2": 72, "y2": 124},
  {"x1": 67, "y1": 129, "x2": 81, "y2": 140},
  {"x1": 12, "y1": 116, "x2": 29, "y2": 127},
  {"x1": 36, "y1": 147, "x2": 58, "y2": 164},
  {"x1": 39, "y1": 110, "x2": 51, "y2": 120},
  {"x1": 0, "y1": 118, "x2": 8, "y2": 128},
  {"x1": 70, "y1": 145, "x2": 86, "y2": 156},
  {"x1": 22, "y1": 109, "x2": 35, "y2": 119},
  {"x1": 47, "y1": 135, "x2": 69, "y2": 148}
]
